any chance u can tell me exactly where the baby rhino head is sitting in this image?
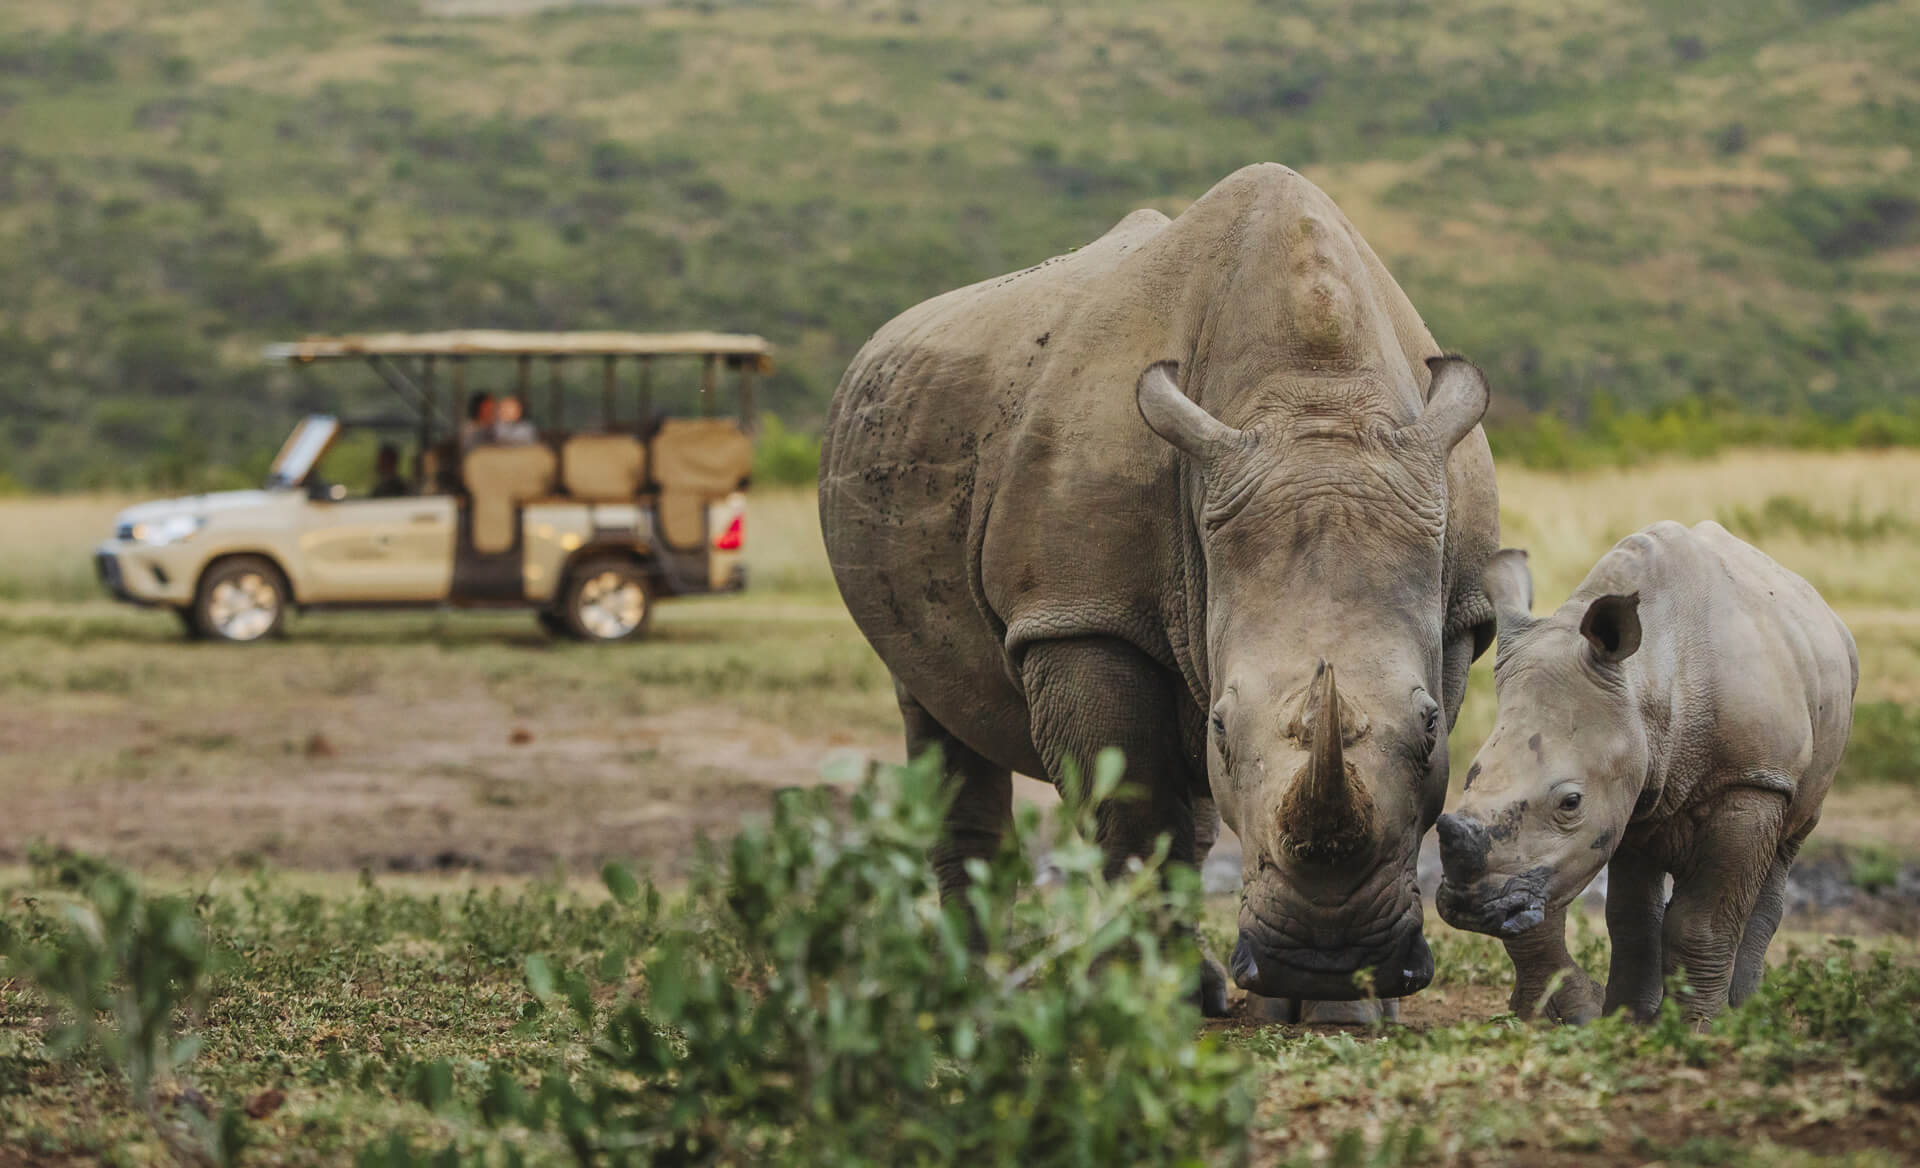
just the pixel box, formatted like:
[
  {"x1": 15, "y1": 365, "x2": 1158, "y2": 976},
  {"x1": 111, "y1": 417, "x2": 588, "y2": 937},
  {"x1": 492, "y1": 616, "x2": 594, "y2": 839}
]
[{"x1": 1435, "y1": 550, "x2": 1651, "y2": 939}]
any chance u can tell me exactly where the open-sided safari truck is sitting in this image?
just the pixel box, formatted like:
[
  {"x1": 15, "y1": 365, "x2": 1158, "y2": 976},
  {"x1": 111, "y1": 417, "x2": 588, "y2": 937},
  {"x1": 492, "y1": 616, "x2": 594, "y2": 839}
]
[{"x1": 94, "y1": 331, "x2": 767, "y2": 643}]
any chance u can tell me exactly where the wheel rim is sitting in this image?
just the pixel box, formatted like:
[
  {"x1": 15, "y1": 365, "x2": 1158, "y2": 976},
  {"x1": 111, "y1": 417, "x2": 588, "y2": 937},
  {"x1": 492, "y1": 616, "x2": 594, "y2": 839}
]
[
  {"x1": 208, "y1": 573, "x2": 278, "y2": 641},
  {"x1": 577, "y1": 571, "x2": 645, "y2": 639}
]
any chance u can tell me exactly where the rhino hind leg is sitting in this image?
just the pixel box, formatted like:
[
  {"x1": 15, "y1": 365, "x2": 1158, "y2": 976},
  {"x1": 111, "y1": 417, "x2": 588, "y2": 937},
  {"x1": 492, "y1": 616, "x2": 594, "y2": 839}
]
[
  {"x1": 1661, "y1": 788, "x2": 1785, "y2": 1024},
  {"x1": 896, "y1": 680, "x2": 1013, "y2": 912},
  {"x1": 1730, "y1": 832, "x2": 1805, "y2": 1006},
  {"x1": 1019, "y1": 637, "x2": 1231, "y2": 1016}
]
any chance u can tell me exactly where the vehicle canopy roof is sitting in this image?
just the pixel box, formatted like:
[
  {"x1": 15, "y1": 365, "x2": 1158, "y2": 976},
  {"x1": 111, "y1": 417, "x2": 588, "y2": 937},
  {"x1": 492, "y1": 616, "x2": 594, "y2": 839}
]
[{"x1": 265, "y1": 330, "x2": 772, "y2": 365}]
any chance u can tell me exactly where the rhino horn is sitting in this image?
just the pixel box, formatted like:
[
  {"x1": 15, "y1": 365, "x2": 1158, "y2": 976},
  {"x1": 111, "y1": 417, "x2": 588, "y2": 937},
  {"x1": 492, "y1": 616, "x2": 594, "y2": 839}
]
[
  {"x1": 1136, "y1": 361, "x2": 1243, "y2": 462},
  {"x1": 1283, "y1": 661, "x2": 1373, "y2": 863}
]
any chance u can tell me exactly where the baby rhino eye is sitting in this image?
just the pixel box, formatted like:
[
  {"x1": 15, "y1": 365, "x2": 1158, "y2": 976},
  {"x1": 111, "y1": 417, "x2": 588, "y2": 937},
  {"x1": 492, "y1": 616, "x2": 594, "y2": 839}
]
[{"x1": 1559, "y1": 792, "x2": 1583, "y2": 813}]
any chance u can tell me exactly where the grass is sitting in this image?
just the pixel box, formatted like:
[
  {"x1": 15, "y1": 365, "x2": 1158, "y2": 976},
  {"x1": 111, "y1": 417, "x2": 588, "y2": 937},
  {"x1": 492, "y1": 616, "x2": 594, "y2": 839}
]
[
  {"x1": 2, "y1": 841, "x2": 1916, "y2": 1164},
  {"x1": 2, "y1": 0, "x2": 1918, "y2": 488}
]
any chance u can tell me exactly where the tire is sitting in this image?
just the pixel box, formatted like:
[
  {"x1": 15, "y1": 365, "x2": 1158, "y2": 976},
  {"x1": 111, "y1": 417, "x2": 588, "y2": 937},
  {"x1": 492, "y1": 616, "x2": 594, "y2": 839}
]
[
  {"x1": 174, "y1": 606, "x2": 207, "y2": 640},
  {"x1": 535, "y1": 606, "x2": 567, "y2": 638},
  {"x1": 192, "y1": 556, "x2": 288, "y2": 644},
  {"x1": 559, "y1": 558, "x2": 652, "y2": 642}
]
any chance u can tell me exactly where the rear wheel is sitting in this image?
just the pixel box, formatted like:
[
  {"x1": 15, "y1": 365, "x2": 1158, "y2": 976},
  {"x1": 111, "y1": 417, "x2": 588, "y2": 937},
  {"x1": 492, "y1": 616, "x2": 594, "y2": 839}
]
[
  {"x1": 560, "y1": 559, "x2": 652, "y2": 642},
  {"x1": 193, "y1": 557, "x2": 288, "y2": 644}
]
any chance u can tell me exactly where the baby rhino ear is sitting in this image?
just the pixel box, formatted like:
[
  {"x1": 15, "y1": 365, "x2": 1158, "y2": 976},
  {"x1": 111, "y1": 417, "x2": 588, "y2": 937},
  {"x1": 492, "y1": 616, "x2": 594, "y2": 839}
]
[{"x1": 1580, "y1": 593, "x2": 1642, "y2": 664}]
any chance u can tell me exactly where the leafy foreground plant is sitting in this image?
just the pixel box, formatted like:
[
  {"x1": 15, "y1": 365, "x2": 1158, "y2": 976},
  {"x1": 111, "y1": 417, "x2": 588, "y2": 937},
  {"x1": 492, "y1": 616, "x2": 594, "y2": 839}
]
[
  {"x1": 366, "y1": 748, "x2": 1255, "y2": 1167},
  {"x1": 3, "y1": 851, "x2": 246, "y2": 1166}
]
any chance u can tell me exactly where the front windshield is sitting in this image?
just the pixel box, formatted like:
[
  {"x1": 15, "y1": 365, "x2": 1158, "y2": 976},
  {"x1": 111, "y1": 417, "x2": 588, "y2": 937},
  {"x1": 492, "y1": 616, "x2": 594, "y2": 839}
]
[{"x1": 267, "y1": 416, "x2": 340, "y2": 487}]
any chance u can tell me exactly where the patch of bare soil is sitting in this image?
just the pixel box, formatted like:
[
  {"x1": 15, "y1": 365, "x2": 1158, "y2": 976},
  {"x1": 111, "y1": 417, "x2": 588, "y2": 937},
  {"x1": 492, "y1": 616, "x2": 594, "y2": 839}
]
[{"x1": 0, "y1": 696, "x2": 899, "y2": 875}]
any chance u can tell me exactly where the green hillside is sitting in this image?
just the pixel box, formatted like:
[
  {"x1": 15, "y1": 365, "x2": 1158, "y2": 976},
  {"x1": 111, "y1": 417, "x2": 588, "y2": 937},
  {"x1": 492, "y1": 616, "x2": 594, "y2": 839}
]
[{"x1": 2, "y1": 0, "x2": 1917, "y2": 489}]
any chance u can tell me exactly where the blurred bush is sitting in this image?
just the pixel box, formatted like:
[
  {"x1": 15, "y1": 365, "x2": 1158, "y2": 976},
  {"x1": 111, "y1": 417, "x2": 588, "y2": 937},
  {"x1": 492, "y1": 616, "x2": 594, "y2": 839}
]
[{"x1": 357, "y1": 748, "x2": 1253, "y2": 1166}]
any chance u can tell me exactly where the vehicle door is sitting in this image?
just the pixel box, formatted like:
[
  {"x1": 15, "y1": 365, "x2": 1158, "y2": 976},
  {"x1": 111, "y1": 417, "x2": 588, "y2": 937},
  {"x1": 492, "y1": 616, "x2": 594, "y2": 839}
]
[{"x1": 298, "y1": 493, "x2": 456, "y2": 602}]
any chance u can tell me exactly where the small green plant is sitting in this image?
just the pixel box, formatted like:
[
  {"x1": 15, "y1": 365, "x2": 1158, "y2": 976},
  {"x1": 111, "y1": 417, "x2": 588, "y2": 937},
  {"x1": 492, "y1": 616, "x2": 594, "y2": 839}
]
[
  {"x1": 366, "y1": 748, "x2": 1255, "y2": 1166},
  {"x1": 5, "y1": 855, "x2": 246, "y2": 1165},
  {"x1": 1847, "y1": 845, "x2": 1901, "y2": 894}
]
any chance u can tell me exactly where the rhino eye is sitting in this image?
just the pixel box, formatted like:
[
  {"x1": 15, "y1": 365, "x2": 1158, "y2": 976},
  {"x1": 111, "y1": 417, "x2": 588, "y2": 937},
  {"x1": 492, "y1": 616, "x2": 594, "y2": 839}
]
[
  {"x1": 1559, "y1": 792, "x2": 1583, "y2": 813},
  {"x1": 1210, "y1": 710, "x2": 1227, "y2": 739}
]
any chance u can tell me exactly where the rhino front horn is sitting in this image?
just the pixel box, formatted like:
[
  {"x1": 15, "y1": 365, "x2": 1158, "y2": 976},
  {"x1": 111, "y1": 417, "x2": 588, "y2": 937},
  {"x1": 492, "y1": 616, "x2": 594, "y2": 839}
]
[{"x1": 1282, "y1": 661, "x2": 1374, "y2": 864}]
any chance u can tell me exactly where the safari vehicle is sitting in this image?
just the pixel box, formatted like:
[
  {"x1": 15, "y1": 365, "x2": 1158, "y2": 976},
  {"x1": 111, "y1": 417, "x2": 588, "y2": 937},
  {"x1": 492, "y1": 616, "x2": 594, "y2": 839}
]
[{"x1": 94, "y1": 331, "x2": 768, "y2": 643}]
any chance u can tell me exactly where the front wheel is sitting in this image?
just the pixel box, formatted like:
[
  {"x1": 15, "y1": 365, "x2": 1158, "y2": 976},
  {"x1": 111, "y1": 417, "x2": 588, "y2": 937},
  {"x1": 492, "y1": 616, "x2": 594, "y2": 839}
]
[
  {"x1": 559, "y1": 559, "x2": 652, "y2": 642},
  {"x1": 193, "y1": 557, "x2": 288, "y2": 643}
]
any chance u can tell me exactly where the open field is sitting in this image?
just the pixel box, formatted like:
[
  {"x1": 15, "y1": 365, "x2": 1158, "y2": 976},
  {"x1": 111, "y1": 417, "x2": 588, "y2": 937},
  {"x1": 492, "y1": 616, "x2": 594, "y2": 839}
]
[
  {"x1": 1, "y1": 454, "x2": 1919, "y2": 1163},
  {"x1": 3, "y1": 0, "x2": 1918, "y2": 488}
]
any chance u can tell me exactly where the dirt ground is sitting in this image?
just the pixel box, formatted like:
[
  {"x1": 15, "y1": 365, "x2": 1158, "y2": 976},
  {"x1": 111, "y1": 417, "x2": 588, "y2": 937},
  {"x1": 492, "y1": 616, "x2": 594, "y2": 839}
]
[{"x1": 4, "y1": 599, "x2": 1918, "y2": 960}]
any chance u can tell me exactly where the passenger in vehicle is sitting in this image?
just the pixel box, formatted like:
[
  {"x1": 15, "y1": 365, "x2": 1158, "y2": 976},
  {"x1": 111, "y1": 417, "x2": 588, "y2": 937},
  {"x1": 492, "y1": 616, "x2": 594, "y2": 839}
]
[
  {"x1": 491, "y1": 393, "x2": 538, "y2": 445},
  {"x1": 461, "y1": 392, "x2": 497, "y2": 450},
  {"x1": 370, "y1": 442, "x2": 410, "y2": 498}
]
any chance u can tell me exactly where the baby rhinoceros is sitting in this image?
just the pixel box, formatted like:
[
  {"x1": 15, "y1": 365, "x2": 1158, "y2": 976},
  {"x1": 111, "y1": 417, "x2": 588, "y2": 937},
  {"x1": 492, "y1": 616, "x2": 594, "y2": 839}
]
[{"x1": 1436, "y1": 521, "x2": 1857, "y2": 1025}]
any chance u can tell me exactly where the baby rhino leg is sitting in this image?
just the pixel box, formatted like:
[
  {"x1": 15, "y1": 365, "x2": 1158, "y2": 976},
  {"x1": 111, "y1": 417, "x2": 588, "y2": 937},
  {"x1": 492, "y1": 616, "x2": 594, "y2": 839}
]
[
  {"x1": 1504, "y1": 905, "x2": 1602, "y2": 1024},
  {"x1": 1662, "y1": 789, "x2": 1785, "y2": 1025},
  {"x1": 1603, "y1": 846, "x2": 1668, "y2": 1021}
]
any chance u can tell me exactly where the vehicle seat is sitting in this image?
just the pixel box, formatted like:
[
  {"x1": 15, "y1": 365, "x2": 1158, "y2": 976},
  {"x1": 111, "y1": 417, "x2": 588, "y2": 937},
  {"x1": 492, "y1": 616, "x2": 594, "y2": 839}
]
[
  {"x1": 561, "y1": 433, "x2": 647, "y2": 502},
  {"x1": 463, "y1": 445, "x2": 557, "y2": 555},
  {"x1": 650, "y1": 418, "x2": 753, "y2": 549}
]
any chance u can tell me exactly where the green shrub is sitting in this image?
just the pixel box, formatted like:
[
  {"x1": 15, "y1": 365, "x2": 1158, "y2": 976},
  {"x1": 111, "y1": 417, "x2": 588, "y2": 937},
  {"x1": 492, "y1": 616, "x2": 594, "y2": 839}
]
[
  {"x1": 364, "y1": 749, "x2": 1254, "y2": 1166},
  {"x1": 1717, "y1": 495, "x2": 1914, "y2": 544},
  {"x1": 1838, "y1": 703, "x2": 1920, "y2": 787},
  {"x1": 753, "y1": 413, "x2": 823, "y2": 486},
  {"x1": 1722, "y1": 942, "x2": 1920, "y2": 1099}
]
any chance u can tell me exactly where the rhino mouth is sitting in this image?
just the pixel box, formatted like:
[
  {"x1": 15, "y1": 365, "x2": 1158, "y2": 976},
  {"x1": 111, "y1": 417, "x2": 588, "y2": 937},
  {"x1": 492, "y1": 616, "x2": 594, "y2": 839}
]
[
  {"x1": 1436, "y1": 867, "x2": 1553, "y2": 938},
  {"x1": 1230, "y1": 898, "x2": 1432, "y2": 1000}
]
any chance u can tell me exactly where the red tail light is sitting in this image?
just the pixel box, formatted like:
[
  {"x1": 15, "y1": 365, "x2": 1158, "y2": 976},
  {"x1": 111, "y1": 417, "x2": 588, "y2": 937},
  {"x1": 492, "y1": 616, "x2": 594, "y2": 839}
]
[{"x1": 713, "y1": 513, "x2": 743, "y2": 551}]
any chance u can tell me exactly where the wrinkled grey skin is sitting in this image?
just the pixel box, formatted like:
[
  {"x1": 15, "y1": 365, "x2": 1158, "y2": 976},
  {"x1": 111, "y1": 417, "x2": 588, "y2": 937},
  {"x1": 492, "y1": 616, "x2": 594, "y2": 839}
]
[
  {"x1": 1437, "y1": 522, "x2": 1857, "y2": 1025},
  {"x1": 820, "y1": 165, "x2": 1501, "y2": 1017}
]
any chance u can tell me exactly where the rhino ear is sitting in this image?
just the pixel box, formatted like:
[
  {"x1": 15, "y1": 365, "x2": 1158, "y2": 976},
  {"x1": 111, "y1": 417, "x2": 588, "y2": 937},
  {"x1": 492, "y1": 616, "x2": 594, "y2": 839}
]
[
  {"x1": 1137, "y1": 361, "x2": 1241, "y2": 462},
  {"x1": 1580, "y1": 593, "x2": 1642, "y2": 665},
  {"x1": 1408, "y1": 355, "x2": 1490, "y2": 455},
  {"x1": 1481, "y1": 549, "x2": 1534, "y2": 631}
]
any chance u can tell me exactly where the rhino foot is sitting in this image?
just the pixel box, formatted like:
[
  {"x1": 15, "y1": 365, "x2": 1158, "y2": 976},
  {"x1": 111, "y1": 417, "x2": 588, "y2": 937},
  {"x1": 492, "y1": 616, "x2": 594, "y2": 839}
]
[
  {"x1": 1197, "y1": 954, "x2": 1231, "y2": 1018},
  {"x1": 1514, "y1": 971, "x2": 1604, "y2": 1026}
]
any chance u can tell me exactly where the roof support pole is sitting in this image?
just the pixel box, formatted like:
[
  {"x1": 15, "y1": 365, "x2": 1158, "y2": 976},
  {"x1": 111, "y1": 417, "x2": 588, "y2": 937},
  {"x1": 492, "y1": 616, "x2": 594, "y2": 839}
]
[
  {"x1": 517, "y1": 355, "x2": 532, "y2": 409},
  {"x1": 738, "y1": 363, "x2": 756, "y2": 433},
  {"x1": 700, "y1": 353, "x2": 717, "y2": 418},
  {"x1": 548, "y1": 357, "x2": 565, "y2": 429},
  {"x1": 420, "y1": 356, "x2": 436, "y2": 456},
  {"x1": 602, "y1": 355, "x2": 617, "y2": 430},
  {"x1": 637, "y1": 356, "x2": 653, "y2": 432}
]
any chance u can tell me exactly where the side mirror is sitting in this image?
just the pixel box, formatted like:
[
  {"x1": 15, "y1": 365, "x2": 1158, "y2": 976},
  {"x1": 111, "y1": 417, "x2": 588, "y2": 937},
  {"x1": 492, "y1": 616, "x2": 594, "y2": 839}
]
[{"x1": 306, "y1": 479, "x2": 345, "y2": 503}]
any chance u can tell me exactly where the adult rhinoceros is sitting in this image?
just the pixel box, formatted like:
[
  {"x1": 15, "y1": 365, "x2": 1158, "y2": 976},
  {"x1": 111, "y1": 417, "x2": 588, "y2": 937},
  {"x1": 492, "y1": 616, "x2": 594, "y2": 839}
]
[{"x1": 820, "y1": 164, "x2": 1499, "y2": 1016}]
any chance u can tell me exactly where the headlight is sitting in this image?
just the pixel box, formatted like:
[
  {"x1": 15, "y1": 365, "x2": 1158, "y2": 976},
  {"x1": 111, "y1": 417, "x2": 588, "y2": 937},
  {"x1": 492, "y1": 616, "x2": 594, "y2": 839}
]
[{"x1": 128, "y1": 514, "x2": 206, "y2": 547}]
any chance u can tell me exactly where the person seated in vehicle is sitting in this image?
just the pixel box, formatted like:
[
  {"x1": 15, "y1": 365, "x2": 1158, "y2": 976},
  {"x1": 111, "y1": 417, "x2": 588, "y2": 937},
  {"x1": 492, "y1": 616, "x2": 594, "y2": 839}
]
[
  {"x1": 460, "y1": 391, "x2": 497, "y2": 450},
  {"x1": 490, "y1": 393, "x2": 538, "y2": 445},
  {"x1": 370, "y1": 442, "x2": 410, "y2": 498}
]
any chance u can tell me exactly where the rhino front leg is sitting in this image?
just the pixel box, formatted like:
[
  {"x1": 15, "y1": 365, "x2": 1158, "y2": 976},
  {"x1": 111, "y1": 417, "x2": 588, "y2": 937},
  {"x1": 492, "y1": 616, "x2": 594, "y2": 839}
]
[
  {"x1": 1021, "y1": 636, "x2": 1227, "y2": 1016},
  {"x1": 1662, "y1": 789, "x2": 1783, "y2": 1024},
  {"x1": 896, "y1": 680, "x2": 1013, "y2": 914},
  {"x1": 1603, "y1": 847, "x2": 1668, "y2": 1021},
  {"x1": 1502, "y1": 904, "x2": 1603, "y2": 1024}
]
